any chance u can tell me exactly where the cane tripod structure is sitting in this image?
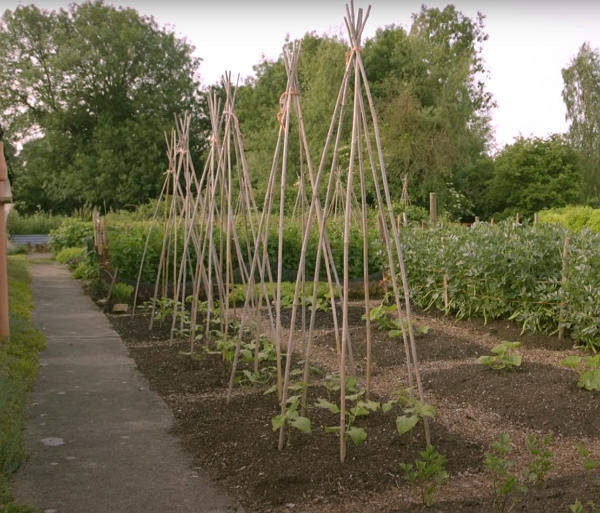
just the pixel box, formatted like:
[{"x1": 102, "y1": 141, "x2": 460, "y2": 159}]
[{"x1": 133, "y1": 1, "x2": 428, "y2": 464}]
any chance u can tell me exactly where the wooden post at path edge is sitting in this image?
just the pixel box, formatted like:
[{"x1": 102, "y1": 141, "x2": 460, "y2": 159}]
[
  {"x1": 0, "y1": 140, "x2": 11, "y2": 339},
  {"x1": 429, "y1": 192, "x2": 437, "y2": 227}
]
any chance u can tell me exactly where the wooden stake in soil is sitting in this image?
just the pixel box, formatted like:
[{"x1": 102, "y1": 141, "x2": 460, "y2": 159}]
[{"x1": 558, "y1": 236, "x2": 570, "y2": 341}]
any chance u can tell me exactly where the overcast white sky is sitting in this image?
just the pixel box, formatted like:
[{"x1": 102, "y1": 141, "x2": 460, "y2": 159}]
[{"x1": 4, "y1": 0, "x2": 600, "y2": 150}]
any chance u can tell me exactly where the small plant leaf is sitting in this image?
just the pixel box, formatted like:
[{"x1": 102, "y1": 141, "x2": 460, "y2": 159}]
[
  {"x1": 560, "y1": 356, "x2": 581, "y2": 368},
  {"x1": 475, "y1": 356, "x2": 495, "y2": 366},
  {"x1": 363, "y1": 400, "x2": 381, "y2": 411},
  {"x1": 382, "y1": 400, "x2": 394, "y2": 414},
  {"x1": 503, "y1": 354, "x2": 522, "y2": 368},
  {"x1": 271, "y1": 415, "x2": 285, "y2": 431},
  {"x1": 315, "y1": 398, "x2": 340, "y2": 414},
  {"x1": 389, "y1": 329, "x2": 402, "y2": 338},
  {"x1": 290, "y1": 416, "x2": 311, "y2": 434},
  {"x1": 396, "y1": 415, "x2": 420, "y2": 436},
  {"x1": 347, "y1": 427, "x2": 367, "y2": 446},
  {"x1": 263, "y1": 384, "x2": 277, "y2": 395}
]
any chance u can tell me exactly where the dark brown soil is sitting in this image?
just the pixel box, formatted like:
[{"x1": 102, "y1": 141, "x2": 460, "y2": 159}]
[{"x1": 107, "y1": 305, "x2": 600, "y2": 513}]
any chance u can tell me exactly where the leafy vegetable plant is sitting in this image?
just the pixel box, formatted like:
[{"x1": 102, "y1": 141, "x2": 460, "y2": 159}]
[
  {"x1": 391, "y1": 386, "x2": 436, "y2": 443},
  {"x1": 560, "y1": 356, "x2": 600, "y2": 391},
  {"x1": 522, "y1": 434, "x2": 552, "y2": 488},
  {"x1": 476, "y1": 342, "x2": 522, "y2": 370},
  {"x1": 484, "y1": 433, "x2": 527, "y2": 513},
  {"x1": 271, "y1": 395, "x2": 311, "y2": 445},
  {"x1": 569, "y1": 499, "x2": 600, "y2": 513},
  {"x1": 400, "y1": 445, "x2": 448, "y2": 508},
  {"x1": 575, "y1": 443, "x2": 599, "y2": 479},
  {"x1": 315, "y1": 375, "x2": 380, "y2": 447}
]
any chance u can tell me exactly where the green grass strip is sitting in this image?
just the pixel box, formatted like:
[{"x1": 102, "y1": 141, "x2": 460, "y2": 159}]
[{"x1": 0, "y1": 256, "x2": 45, "y2": 512}]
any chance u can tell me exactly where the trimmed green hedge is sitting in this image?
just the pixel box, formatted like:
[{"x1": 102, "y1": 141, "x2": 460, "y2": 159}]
[{"x1": 539, "y1": 206, "x2": 600, "y2": 232}]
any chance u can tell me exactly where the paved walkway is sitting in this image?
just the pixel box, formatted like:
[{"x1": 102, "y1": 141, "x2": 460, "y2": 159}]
[{"x1": 13, "y1": 257, "x2": 243, "y2": 513}]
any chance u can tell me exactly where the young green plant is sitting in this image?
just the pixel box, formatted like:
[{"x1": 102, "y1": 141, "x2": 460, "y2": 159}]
[
  {"x1": 560, "y1": 356, "x2": 600, "y2": 391},
  {"x1": 400, "y1": 444, "x2": 448, "y2": 508},
  {"x1": 476, "y1": 341, "x2": 522, "y2": 370},
  {"x1": 484, "y1": 433, "x2": 527, "y2": 513},
  {"x1": 522, "y1": 434, "x2": 552, "y2": 489}
]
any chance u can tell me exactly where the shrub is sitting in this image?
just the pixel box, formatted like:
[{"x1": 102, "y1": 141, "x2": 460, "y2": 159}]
[
  {"x1": 49, "y1": 219, "x2": 93, "y2": 253},
  {"x1": 55, "y1": 247, "x2": 85, "y2": 270}
]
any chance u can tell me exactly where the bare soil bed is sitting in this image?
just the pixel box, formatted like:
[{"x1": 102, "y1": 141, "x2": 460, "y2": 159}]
[{"x1": 107, "y1": 303, "x2": 600, "y2": 513}]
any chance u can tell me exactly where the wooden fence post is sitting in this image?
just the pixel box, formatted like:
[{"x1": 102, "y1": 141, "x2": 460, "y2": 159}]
[{"x1": 429, "y1": 193, "x2": 437, "y2": 227}]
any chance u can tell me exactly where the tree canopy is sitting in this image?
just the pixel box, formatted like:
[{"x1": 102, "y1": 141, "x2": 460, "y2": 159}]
[
  {"x1": 562, "y1": 42, "x2": 600, "y2": 204},
  {"x1": 486, "y1": 135, "x2": 583, "y2": 220},
  {"x1": 234, "y1": 6, "x2": 495, "y2": 219},
  {"x1": 0, "y1": 1, "x2": 204, "y2": 213}
]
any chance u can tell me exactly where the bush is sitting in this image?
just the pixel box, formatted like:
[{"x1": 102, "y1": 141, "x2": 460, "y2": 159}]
[
  {"x1": 49, "y1": 219, "x2": 93, "y2": 253},
  {"x1": 55, "y1": 247, "x2": 85, "y2": 270},
  {"x1": 539, "y1": 206, "x2": 600, "y2": 233}
]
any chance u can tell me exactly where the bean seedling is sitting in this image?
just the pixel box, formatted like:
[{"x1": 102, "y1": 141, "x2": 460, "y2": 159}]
[
  {"x1": 560, "y1": 356, "x2": 600, "y2": 391},
  {"x1": 484, "y1": 433, "x2": 527, "y2": 513},
  {"x1": 400, "y1": 444, "x2": 448, "y2": 508},
  {"x1": 476, "y1": 341, "x2": 522, "y2": 370},
  {"x1": 522, "y1": 434, "x2": 553, "y2": 489},
  {"x1": 391, "y1": 386, "x2": 436, "y2": 444},
  {"x1": 315, "y1": 375, "x2": 380, "y2": 447},
  {"x1": 271, "y1": 395, "x2": 311, "y2": 445}
]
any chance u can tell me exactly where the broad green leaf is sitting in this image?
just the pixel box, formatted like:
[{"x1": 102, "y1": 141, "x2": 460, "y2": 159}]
[
  {"x1": 389, "y1": 329, "x2": 402, "y2": 338},
  {"x1": 382, "y1": 401, "x2": 394, "y2": 414},
  {"x1": 314, "y1": 398, "x2": 340, "y2": 414},
  {"x1": 363, "y1": 400, "x2": 381, "y2": 411},
  {"x1": 417, "y1": 403, "x2": 437, "y2": 418},
  {"x1": 503, "y1": 354, "x2": 522, "y2": 368},
  {"x1": 271, "y1": 415, "x2": 285, "y2": 431},
  {"x1": 560, "y1": 356, "x2": 581, "y2": 368},
  {"x1": 290, "y1": 416, "x2": 311, "y2": 434},
  {"x1": 345, "y1": 376, "x2": 357, "y2": 391},
  {"x1": 491, "y1": 344, "x2": 507, "y2": 356},
  {"x1": 396, "y1": 415, "x2": 420, "y2": 436},
  {"x1": 475, "y1": 356, "x2": 495, "y2": 366},
  {"x1": 347, "y1": 427, "x2": 367, "y2": 445},
  {"x1": 263, "y1": 384, "x2": 277, "y2": 395}
]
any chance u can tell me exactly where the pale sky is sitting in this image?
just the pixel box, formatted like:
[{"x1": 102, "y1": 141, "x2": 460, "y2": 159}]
[{"x1": 4, "y1": 0, "x2": 600, "y2": 150}]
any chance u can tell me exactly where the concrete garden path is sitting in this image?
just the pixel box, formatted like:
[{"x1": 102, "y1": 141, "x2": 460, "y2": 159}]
[{"x1": 13, "y1": 256, "x2": 244, "y2": 513}]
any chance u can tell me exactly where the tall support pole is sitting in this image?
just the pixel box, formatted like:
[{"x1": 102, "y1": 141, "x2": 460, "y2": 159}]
[{"x1": 0, "y1": 140, "x2": 11, "y2": 339}]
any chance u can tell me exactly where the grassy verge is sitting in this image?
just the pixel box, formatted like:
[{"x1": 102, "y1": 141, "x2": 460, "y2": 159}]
[{"x1": 0, "y1": 256, "x2": 45, "y2": 512}]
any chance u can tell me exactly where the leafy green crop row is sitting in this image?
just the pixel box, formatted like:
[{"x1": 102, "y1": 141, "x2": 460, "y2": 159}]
[{"x1": 399, "y1": 221, "x2": 600, "y2": 350}]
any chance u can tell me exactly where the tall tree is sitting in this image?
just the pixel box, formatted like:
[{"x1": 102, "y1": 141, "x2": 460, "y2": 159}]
[
  {"x1": 362, "y1": 5, "x2": 495, "y2": 216},
  {"x1": 487, "y1": 135, "x2": 583, "y2": 220},
  {"x1": 0, "y1": 1, "x2": 204, "y2": 213},
  {"x1": 562, "y1": 42, "x2": 600, "y2": 202}
]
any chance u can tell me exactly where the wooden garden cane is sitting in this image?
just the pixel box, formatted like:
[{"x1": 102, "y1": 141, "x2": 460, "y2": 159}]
[{"x1": 0, "y1": 138, "x2": 11, "y2": 339}]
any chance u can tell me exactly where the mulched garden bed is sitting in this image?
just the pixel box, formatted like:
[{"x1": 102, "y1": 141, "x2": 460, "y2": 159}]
[{"x1": 107, "y1": 304, "x2": 600, "y2": 512}]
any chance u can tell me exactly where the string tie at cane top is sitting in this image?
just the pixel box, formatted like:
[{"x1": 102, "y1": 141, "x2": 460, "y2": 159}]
[{"x1": 276, "y1": 90, "x2": 299, "y2": 131}]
